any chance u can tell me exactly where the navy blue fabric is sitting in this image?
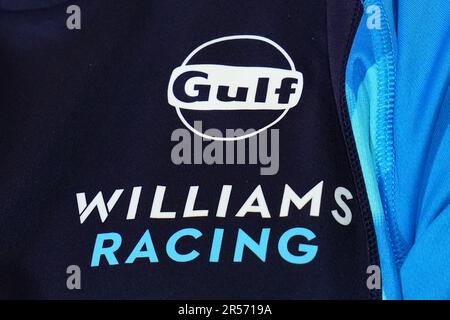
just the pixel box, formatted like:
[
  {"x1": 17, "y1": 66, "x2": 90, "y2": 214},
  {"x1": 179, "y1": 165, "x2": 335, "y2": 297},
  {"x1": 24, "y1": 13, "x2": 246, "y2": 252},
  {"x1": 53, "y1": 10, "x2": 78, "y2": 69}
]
[{"x1": 0, "y1": 0, "x2": 379, "y2": 299}]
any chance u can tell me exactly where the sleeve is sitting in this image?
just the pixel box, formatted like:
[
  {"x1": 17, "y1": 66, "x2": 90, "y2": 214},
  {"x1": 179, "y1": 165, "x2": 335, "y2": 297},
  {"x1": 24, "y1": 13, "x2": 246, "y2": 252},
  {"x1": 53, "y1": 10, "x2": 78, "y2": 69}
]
[
  {"x1": 346, "y1": 0, "x2": 450, "y2": 299},
  {"x1": 393, "y1": 0, "x2": 450, "y2": 299}
]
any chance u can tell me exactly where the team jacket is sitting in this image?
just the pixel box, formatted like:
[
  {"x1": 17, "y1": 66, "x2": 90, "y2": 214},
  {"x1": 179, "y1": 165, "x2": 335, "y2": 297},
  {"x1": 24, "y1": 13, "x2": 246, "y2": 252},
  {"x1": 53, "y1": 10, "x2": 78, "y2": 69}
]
[{"x1": 0, "y1": 0, "x2": 448, "y2": 299}]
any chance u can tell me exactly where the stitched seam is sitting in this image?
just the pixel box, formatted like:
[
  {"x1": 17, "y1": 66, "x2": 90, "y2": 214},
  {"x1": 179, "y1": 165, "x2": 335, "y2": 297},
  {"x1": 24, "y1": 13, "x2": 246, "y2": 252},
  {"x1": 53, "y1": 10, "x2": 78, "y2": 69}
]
[
  {"x1": 368, "y1": 0, "x2": 407, "y2": 268},
  {"x1": 336, "y1": 0, "x2": 382, "y2": 300}
]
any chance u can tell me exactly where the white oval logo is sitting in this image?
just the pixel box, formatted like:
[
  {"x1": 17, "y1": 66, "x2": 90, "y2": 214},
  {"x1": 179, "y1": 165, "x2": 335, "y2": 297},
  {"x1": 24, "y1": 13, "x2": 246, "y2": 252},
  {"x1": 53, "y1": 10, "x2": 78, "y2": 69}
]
[{"x1": 167, "y1": 35, "x2": 304, "y2": 141}]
